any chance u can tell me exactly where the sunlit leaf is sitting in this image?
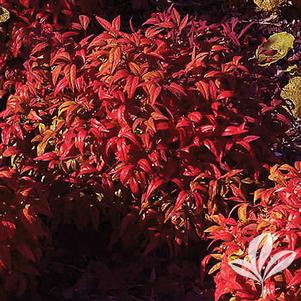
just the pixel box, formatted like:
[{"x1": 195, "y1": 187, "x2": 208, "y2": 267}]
[
  {"x1": 0, "y1": 6, "x2": 10, "y2": 23},
  {"x1": 253, "y1": 0, "x2": 285, "y2": 11},
  {"x1": 256, "y1": 32, "x2": 295, "y2": 66},
  {"x1": 285, "y1": 65, "x2": 301, "y2": 76},
  {"x1": 280, "y1": 76, "x2": 301, "y2": 118}
]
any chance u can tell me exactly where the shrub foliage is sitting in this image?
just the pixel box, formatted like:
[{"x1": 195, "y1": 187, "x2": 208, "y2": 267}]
[
  {"x1": 0, "y1": 2, "x2": 297, "y2": 299},
  {"x1": 203, "y1": 162, "x2": 301, "y2": 300}
]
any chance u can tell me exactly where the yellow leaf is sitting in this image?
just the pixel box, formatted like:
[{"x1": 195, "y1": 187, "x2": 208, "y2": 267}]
[
  {"x1": 37, "y1": 130, "x2": 53, "y2": 156},
  {"x1": 271, "y1": 211, "x2": 283, "y2": 219},
  {"x1": 50, "y1": 118, "x2": 65, "y2": 131},
  {"x1": 208, "y1": 262, "x2": 221, "y2": 274},
  {"x1": 238, "y1": 203, "x2": 248, "y2": 223},
  {"x1": 257, "y1": 221, "x2": 270, "y2": 231},
  {"x1": 232, "y1": 249, "x2": 245, "y2": 256},
  {"x1": 211, "y1": 253, "x2": 223, "y2": 260},
  {"x1": 280, "y1": 76, "x2": 301, "y2": 118},
  {"x1": 38, "y1": 123, "x2": 46, "y2": 134},
  {"x1": 204, "y1": 225, "x2": 221, "y2": 233},
  {"x1": 228, "y1": 248, "x2": 245, "y2": 261},
  {"x1": 254, "y1": 188, "x2": 265, "y2": 202},
  {"x1": 256, "y1": 32, "x2": 295, "y2": 66},
  {"x1": 253, "y1": 0, "x2": 285, "y2": 11},
  {"x1": 0, "y1": 6, "x2": 10, "y2": 23},
  {"x1": 285, "y1": 64, "x2": 301, "y2": 76},
  {"x1": 58, "y1": 100, "x2": 76, "y2": 116}
]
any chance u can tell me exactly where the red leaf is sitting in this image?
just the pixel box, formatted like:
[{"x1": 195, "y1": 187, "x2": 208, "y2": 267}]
[
  {"x1": 52, "y1": 64, "x2": 63, "y2": 86},
  {"x1": 18, "y1": 243, "x2": 35, "y2": 262},
  {"x1": 19, "y1": 0, "x2": 29, "y2": 7},
  {"x1": 78, "y1": 165, "x2": 97, "y2": 176},
  {"x1": 21, "y1": 208, "x2": 35, "y2": 225},
  {"x1": 112, "y1": 16, "x2": 121, "y2": 31},
  {"x1": 209, "y1": 80, "x2": 218, "y2": 100},
  {"x1": 138, "y1": 159, "x2": 152, "y2": 173},
  {"x1": 95, "y1": 16, "x2": 115, "y2": 32},
  {"x1": 109, "y1": 47, "x2": 121, "y2": 74},
  {"x1": 0, "y1": 245, "x2": 11, "y2": 270},
  {"x1": 145, "y1": 177, "x2": 165, "y2": 201},
  {"x1": 51, "y1": 50, "x2": 71, "y2": 64},
  {"x1": 79, "y1": 15, "x2": 90, "y2": 30},
  {"x1": 204, "y1": 70, "x2": 223, "y2": 78},
  {"x1": 2, "y1": 147, "x2": 20, "y2": 157},
  {"x1": 174, "y1": 190, "x2": 187, "y2": 212},
  {"x1": 145, "y1": 27, "x2": 164, "y2": 38},
  {"x1": 129, "y1": 177, "x2": 140, "y2": 194},
  {"x1": 124, "y1": 75, "x2": 139, "y2": 99},
  {"x1": 203, "y1": 139, "x2": 217, "y2": 157},
  {"x1": 120, "y1": 164, "x2": 134, "y2": 184},
  {"x1": 13, "y1": 124, "x2": 24, "y2": 140},
  {"x1": 0, "y1": 221, "x2": 16, "y2": 241},
  {"x1": 211, "y1": 45, "x2": 228, "y2": 52},
  {"x1": 217, "y1": 90, "x2": 234, "y2": 100},
  {"x1": 222, "y1": 125, "x2": 247, "y2": 136},
  {"x1": 169, "y1": 82, "x2": 186, "y2": 96},
  {"x1": 243, "y1": 135, "x2": 260, "y2": 143},
  {"x1": 69, "y1": 64, "x2": 76, "y2": 92},
  {"x1": 157, "y1": 21, "x2": 175, "y2": 29},
  {"x1": 34, "y1": 152, "x2": 57, "y2": 161},
  {"x1": 179, "y1": 15, "x2": 189, "y2": 33},
  {"x1": 31, "y1": 42, "x2": 48, "y2": 56},
  {"x1": 148, "y1": 84, "x2": 161, "y2": 105},
  {"x1": 75, "y1": 129, "x2": 86, "y2": 155},
  {"x1": 54, "y1": 77, "x2": 68, "y2": 96},
  {"x1": 188, "y1": 112, "x2": 202, "y2": 123},
  {"x1": 195, "y1": 80, "x2": 210, "y2": 101},
  {"x1": 289, "y1": 271, "x2": 301, "y2": 287}
]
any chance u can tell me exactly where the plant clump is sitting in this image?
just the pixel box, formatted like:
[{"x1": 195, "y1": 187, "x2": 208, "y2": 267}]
[
  {"x1": 0, "y1": 2, "x2": 298, "y2": 300},
  {"x1": 203, "y1": 162, "x2": 301, "y2": 300}
]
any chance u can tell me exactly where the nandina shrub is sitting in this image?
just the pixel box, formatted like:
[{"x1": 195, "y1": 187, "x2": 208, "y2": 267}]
[
  {"x1": 203, "y1": 162, "x2": 301, "y2": 301},
  {"x1": 0, "y1": 0, "x2": 156, "y2": 113},
  {"x1": 0, "y1": 0, "x2": 89, "y2": 109},
  {"x1": 0, "y1": 0, "x2": 160, "y2": 100},
  {"x1": 0, "y1": 7, "x2": 292, "y2": 256},
  {"x1": 0, "y1": 167, "x2": 49, "y2": 300}
]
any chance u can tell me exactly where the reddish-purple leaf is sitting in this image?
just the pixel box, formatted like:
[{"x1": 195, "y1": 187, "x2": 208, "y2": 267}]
[{"x1": 79, "y1": 15, "x2": 90, "y2": 30}]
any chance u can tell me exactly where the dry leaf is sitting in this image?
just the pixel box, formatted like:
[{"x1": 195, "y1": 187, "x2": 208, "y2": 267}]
[
  {"x1": 285, "y1": 64, "x2": 301, "y2": 76},
  {"x1": 280, "y1": 77, "x2": 301, "y2": 118},
  {"x1": 256, "y1": 32, "x2": 295, "y2": 66},
  {"x1": 0, "y1": 6, "x2": 10, "y2": 23},
  {"x1": 253, "y1": 0, "x2": 285, "y2": 11}
]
